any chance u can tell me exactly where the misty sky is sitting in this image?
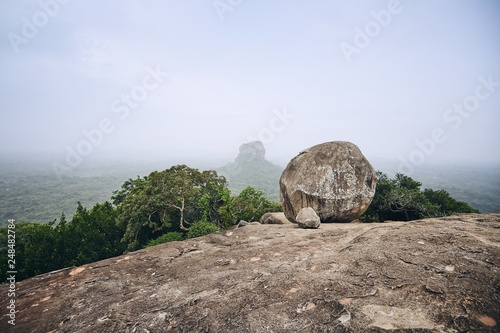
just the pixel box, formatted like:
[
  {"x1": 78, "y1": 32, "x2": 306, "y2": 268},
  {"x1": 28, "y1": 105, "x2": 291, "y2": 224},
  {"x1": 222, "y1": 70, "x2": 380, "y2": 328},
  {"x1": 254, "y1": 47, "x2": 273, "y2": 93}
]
[{"x1": 1, "y1": 1, "x2": 499, "y2": 171}]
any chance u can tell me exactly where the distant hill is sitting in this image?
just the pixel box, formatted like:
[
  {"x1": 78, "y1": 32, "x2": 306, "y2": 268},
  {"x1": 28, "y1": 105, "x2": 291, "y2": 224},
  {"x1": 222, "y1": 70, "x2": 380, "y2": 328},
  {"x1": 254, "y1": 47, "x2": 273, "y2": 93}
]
[
  {"x1": 1, "y1": 152, "x2": 497, "y2": 225},
  {"x1": 216, "y1": 146, "x2": 500, "y2": 213},
  {"x1": 217, "y1": 141, "x2": 284, "y2": 202},
  {"x1": 371, "y1": 159, "x2": 500, "y2": 214},
  {"x1": 409, "y1": 165, "x2": 500, "y2": 214}
]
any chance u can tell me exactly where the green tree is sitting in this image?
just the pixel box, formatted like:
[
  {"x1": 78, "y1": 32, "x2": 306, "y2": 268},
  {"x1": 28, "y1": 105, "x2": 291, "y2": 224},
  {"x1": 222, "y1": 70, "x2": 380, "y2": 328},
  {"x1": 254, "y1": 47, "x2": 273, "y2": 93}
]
[
  {"x1": 55, "y1": 202, "x2": 125, "y2": 267},
  {"x1": 224, "y1": 186, "x2": 282, "y2": 223},
  {"x1": 196, "y1": 171, "x2": 232, "y2": 228},
  {"x1": 362, "y1": 172, "x2": 479, "y2": 222},
  {"x1": 379, "y1": 186, "x2": 437, "y2": 221},
  {"x1": 0, "y1": 222, "x2": 58, "y2": 281},
  {"x1": 112, "y1": 177, "x2": 142, "y2": 206},
  {"x1": 146, "y1": 231, "x2": 184, "y2": 247},
  {"x1": 362, "y1": 172, "x2": 392, "y2": 221},
  {"x1": 363, "y1": 173, "x2": 437, "y2": 221},
  {"x1": 186, "y1": 220, "x2": 219, "y2": 239},
  {"x1": 115, "y1": 165, "x2": 229, "y2": 251},
  {"x1": 423, "y1": 189, "x2": 479, "y2": 215}
]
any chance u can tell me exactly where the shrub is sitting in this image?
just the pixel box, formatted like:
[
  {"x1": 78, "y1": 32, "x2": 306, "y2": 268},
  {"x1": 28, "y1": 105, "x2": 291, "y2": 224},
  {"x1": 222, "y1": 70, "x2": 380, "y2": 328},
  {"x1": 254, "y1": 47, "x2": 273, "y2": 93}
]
[
  {"x1": 146, "y1": 232, "x2": 184, "y2": 247},
  {"x1": 187, "y1": 220, "x2": 219, "y2": 239},
  {"x1": 361, "y1": 172, "x2": 479, "y2": 222},
  {"x1": 423, "y1": 189, "x2": 479, "y2": 215}
]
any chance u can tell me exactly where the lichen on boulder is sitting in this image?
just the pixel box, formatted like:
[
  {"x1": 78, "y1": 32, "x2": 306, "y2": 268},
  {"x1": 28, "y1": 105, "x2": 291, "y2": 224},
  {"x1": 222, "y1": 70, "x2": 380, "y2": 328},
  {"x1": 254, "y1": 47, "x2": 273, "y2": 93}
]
[{"x1": 280, "y1": 141, "x2": 376, "y2": 222}]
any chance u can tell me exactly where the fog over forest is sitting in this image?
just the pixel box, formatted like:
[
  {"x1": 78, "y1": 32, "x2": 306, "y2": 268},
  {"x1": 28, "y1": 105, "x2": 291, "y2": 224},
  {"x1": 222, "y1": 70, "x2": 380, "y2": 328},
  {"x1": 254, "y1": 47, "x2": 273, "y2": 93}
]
[
  {"x1": 0, "y1": 1, "x2": 499, "y2": 172},
  {"x1": 0, "y1": 1, "x2": 499, "y2": 225}
]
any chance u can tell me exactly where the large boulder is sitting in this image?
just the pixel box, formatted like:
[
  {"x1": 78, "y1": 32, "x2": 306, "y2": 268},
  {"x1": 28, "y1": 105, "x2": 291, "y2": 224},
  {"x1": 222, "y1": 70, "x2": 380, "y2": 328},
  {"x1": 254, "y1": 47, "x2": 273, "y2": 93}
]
[{"x1": 280, "y1": 141, "x2": 376, "y2": 222}]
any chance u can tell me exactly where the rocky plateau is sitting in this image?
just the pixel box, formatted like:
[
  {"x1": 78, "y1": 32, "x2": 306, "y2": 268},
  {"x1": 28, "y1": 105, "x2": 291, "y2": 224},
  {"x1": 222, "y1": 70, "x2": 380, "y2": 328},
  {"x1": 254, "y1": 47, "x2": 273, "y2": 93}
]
[{"x1": 1, "y1": 214, "x2": 499, "y2": 332}]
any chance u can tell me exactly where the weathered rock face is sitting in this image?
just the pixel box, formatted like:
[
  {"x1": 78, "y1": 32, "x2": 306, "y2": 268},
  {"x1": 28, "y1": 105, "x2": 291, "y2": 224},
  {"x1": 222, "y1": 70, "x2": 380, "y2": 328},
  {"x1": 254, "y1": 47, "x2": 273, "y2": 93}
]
[
  {"x1": 296, "y1": 207, "x2": 321, "y2": 229},
  {"x1": 3, "y1": 214, "x2": 499, "y2": 333},
  {"x1": 280, "y1": 141, "x2": 376, "y2": 222}
]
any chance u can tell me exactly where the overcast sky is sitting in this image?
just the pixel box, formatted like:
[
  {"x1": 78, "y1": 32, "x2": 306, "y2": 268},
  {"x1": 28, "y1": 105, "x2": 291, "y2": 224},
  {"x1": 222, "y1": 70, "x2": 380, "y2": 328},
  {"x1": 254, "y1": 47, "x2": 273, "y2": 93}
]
[{"x1": 1, "y1": 1, "x2": 499, "y2": 171}]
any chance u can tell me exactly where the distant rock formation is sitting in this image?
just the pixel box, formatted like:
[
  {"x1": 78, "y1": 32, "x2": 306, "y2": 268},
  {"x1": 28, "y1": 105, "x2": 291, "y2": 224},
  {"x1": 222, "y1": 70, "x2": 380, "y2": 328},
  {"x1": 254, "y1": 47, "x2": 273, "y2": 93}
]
[
  {"x1": 217, "y1": 141, "x2": 283, "y2": 201},
  {"x1": 235, "y1": 141, "x2": 266, "y2": 162},
  {"x1": 280, "y1": 141, "x2": 377, "y2": 222}
]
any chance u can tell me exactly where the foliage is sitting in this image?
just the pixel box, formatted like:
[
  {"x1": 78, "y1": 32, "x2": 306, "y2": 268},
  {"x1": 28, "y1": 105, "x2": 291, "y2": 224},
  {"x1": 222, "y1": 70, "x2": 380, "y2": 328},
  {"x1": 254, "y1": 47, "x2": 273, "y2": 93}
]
[
  {"x1": 186, "y1": 220, "x2": 219, "y2": 239},
  {"x1": 0, "y1": 222, "x2": 59, "y2": 281},
  {"x1": 114, "y1": 165, "x2": 229, "y2": 251},
  {"x1": 54, "y1": 202, "x2": 126, "y2": 267},
  {"x1": 217, "y1": 157, "x2": 283, "y2": 202},
  {"x1": 0, "y1": 161, "x2": 484, "y2": 282},
  {"x1": 1, "y1": 159, "x2": 496, "y2": 227},
  {"x1": 146, "y1": 232, "x2": 184, "y2": 247},
  {"x1": 0, "y1": 172, "x2": 126, "y2": 225},
  {"x1": 219, "y1": 186, "x2": 282, "y2": 224},
  {"x1": 362, "y1": 172, "x2": 479, "y2": 222},
  {"x1": 0, "y1": 201, "x2": 125, "y2": 281},
  {"x1": 423, "y1": 189, "x2": 479, "y2": 215}
]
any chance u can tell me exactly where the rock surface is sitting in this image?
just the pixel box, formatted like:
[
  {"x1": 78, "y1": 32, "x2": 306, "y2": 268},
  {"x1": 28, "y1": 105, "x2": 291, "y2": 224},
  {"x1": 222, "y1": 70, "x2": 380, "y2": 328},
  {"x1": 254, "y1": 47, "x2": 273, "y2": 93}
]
[
  {"x1": 295, "y1": 207, "x2": 321, "y2": 229},
  {"x1": 1, "y1": 214, "x2": 499, "y2": 333},
  {"x1": 260, "y1": 212, "x2": 292, "y2": 225},
  {"x1": 280, "y1": 141, "x2": 376, "y2": 223}
]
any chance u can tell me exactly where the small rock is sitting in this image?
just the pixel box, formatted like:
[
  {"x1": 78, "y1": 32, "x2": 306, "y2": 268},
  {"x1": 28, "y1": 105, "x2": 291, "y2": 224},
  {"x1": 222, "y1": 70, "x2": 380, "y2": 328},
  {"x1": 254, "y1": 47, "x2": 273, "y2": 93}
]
[
  {"x1": 425, "y1": 283, "x2": 445, "y2": 294},
  {"x1": 444, "y1": 265, "x2": 455, "y2": 272},
  {"x1": 215, "y1": 258, "x2": 231, "y2": 266},
  {"x1": 338, "y1": 312, "x2": 351, "y2": 324},
  {"x1": 260, "y1": 212, "x2": 292, "y2": 224},
  {"x1": 477, "y1": 315, "x2": 496, "y2": 327},
  {"x1": 237, "y1": 220, "x2": 250, "y2": 227},
  {"x1": 296, "y1": 207, "x2": 321, "y2": 229}
]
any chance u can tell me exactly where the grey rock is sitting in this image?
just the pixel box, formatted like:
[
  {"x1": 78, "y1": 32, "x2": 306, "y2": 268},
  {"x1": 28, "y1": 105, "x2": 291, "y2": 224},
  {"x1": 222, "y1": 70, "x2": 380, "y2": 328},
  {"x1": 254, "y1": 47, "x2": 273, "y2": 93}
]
[
  {"x1": 260, "y1": 212, "x2": 292, "y2": 224},
  {"x1": 296, "y1": 207, "x2": 321, "y2": 229},
  {"x1": 237, "y1": 220, "x2": 260, "y2": 228},
  {"x1": 280, "y1": 141, "x2": 376, "y2": 223},
  {"x1": 236, "y1": 141, "x2": 266, "y2": 162},
  {"x1": 237, "y1": 220, "x2": 250, "y2": 227}
]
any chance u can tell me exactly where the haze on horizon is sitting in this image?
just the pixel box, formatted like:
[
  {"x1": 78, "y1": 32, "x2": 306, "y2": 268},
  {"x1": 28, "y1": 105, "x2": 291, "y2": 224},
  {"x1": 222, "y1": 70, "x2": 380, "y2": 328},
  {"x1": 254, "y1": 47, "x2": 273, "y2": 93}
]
[{"x1": 1, "y1": 1, "x2": 499, "y2": 174}]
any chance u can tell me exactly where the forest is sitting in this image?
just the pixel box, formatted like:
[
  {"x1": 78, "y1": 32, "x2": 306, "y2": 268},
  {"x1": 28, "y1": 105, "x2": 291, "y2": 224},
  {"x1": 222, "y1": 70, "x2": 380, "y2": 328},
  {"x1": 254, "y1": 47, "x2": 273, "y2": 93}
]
[
  {"x1": 1, "y1": 157, "x2": 498, "y2": 226},
  {"x1": 0, "y1": 162, "x2": 479, "y2": 282}
]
